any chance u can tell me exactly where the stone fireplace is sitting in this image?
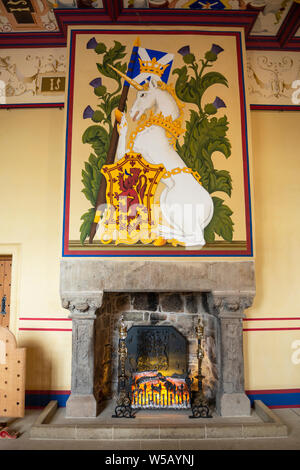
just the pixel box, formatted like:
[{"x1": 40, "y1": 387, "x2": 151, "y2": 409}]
[{"x1": 60, "y1": 259, "x2": 255, "y2": 418}]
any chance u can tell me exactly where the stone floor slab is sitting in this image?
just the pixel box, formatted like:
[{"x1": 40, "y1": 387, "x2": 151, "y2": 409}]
[{"x1": 28, "y1": 399, "x2": 289, "y2": 441}]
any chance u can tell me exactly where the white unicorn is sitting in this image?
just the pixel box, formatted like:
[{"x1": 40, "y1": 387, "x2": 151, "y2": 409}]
[{"x1": 114, "y1": 74, "x2": 214, "y2": 248}]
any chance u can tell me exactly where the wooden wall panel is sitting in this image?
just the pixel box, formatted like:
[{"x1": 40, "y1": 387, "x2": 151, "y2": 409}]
[{"x1": 0, "y1": 327, "x2": 26, "y2": 418}]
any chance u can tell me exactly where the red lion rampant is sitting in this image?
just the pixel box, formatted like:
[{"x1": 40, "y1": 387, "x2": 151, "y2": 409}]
[{"x1": 114, "y1": 168, "x2": 147, "y2": 217}]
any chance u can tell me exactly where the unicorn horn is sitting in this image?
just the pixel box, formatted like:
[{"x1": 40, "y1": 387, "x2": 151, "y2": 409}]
[{"x1": 108, "y1": 64, "x2": 144, "y2": 91}]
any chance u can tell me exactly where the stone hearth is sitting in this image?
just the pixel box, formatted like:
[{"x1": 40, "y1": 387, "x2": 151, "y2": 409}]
[{"x1": 60, "y1": 260, "x2": 255, "y2": 418}]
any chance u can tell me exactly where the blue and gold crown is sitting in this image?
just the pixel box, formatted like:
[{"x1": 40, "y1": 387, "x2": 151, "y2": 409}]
[{"x1": 138, "y1": 57, "x2": 170, "y2": 78}]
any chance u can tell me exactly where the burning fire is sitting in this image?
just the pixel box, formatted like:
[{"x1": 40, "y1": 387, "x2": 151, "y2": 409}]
[{"x1": 131, "y1": 371, "x2": 190, "y2": 409}]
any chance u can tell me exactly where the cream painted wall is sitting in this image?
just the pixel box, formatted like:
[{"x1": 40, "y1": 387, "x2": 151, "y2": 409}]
[
  {"x1": 244, "y1": 110, "x2": 300, "y2": 390},
  {"x1": 0, "y1": 108, "x2": 72, "y2": 390},
  {"x1": 0, "y1": 107, "x2": 299, "y2": 392},
  {"x1": 248, "y1": 111, "x2": 300, "y2": 317}
]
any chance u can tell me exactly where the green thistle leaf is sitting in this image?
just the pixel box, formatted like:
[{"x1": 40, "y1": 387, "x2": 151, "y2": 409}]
[
  {"x1": 204, "y1": 197, "x2": 234, "y2": 242},
  {"x1": 209, "y1": 170, "x2": 232, "y2": 197},
  {"x1": 80, "y1": 208, "x2": 96, "y2": 245},
  {"x1": 82, "y1": 125, "x2": 109, "y2": 158},
  {"x1": 173, "y1": 66, "x2": 198, "y2": 105},
  {"x1": 84, "y1": 161, "x2": 93, "y2": 179}
]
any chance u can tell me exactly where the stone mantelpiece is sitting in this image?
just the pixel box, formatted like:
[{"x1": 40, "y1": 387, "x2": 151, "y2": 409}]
[
  {"x1": 60, "y1": 259, "x2": 255, "y2": 296},
  {"x1": 60, "y1": 259, "x2": 255, "y2": 418}
]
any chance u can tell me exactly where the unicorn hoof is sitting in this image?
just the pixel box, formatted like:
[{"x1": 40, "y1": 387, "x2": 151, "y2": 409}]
[
  {"x1": 167, "y1": 239, "x2": 185, "y2": 247},
  {"x1": 153, "y1": 237, "x2": 167, "y2": 246}
]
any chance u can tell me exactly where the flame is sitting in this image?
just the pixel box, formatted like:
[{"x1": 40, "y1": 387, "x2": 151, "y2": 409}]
[{"x1": 131, "y1": 371, "x2": 190, "y2": 409}]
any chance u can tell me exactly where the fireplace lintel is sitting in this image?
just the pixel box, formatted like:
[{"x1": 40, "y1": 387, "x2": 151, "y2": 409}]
[{"x1": 60, "y1": 259, "x2": 255, "y2": 299}]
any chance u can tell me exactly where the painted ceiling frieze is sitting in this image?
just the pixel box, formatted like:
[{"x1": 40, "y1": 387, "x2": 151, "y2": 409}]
[
  {"x1": 123, "y1": 0, "x2": 295, "y2": 37},
  {"x1": 249, "y1": 0, "x2": 292, "y2": 36},
  {"x1": 0, "y1": 0, "x2": 298, "y2": 52},
  {"x1": 0, "y1": 0, "x2": 103, "y2": 33},
  {"x1": 0, "y1": 47, "x2": 66, "y2": 104},
  {"x1": 0, "y1": 0, "x2": 59, "y2": 32},
  {"x1": 0, "y1": 47, "x2": 300, "y2": 108},
  {"x1": 247, "y1": 49, "x2": 300, "y2": 105}
]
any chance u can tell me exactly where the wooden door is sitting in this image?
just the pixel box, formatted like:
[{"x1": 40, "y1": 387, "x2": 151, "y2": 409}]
[{"x1": 0, "y1": 256, "x2": 12, "y2": 329}]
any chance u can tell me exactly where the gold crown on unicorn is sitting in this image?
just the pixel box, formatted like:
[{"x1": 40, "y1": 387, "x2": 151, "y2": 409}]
[{"x1": 138, "y1": 57, "x2": 169, "y2": 78}]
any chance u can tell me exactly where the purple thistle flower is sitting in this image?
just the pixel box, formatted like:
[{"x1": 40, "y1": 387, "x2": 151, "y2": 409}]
[
  {"x1": 89, "y1": 77, "x2": 102, "y2": 88},
  {"x1": 83, "y1": 105, "x2": 94, "y2": 119},
  {"x1": 210, "y1": 44, "x2": 224, "y2": 56},
  {"x1": 177, "y1": 45, "x2": 190, "y2": 56},
  {"x1": 213, "y1": 97, "x2": 226, "y2": 109},
  {"x1": 86, "y1": 37, "x2": 98, "y2": 50}
]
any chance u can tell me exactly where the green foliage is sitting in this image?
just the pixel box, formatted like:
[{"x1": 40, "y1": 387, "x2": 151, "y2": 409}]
[
  {"x1": 80, "y1": 41, "x2": 128, "y2": 244},
  {"x1": 91, "y1": 110, "x2": 104, "y2": 123},
  {"x1": 82, "y1": 125, "x2": 110, "y2": 157},
  {"x1": 173, "y1": 66, "x2": 228, "y2": 110},
  {"x1": 174, "y1": 46, "x2": 234, "y2": 243},
  {"x1": 94, "y1": 85, "x2": 107, "y2": 97},
  {"x1": 204, "y1": 197, "x2": 234, "y2": 243},
  {"x1": 96, "y1": 41, "x2": 127, "y2": 87},
  {"x1": 204, "y1": 51, "x2": 218, "y2": 62},
  {"x1": 81, "y1": 152, "x2": 106, "y2": 207},
  {"x1": 199, "y1": 72, "x2": 228, "y2": 99},
  {"x1": 80, "y1": 208, "x2": 96, "y2": 245},
  {"x1": 204, "y1": 103, "x2": 217, "y2": 115},
  {"x1": 183, "y1": 53, "x2": 195, "y2": 64},
  {"x1": 173, "y1": 66, "x2": 198, "y2": 105},
  {"x1": 207, "y1": 169, "x2": 232, "y2": 197},
  {"x1": 95, "y1": 42, "x2": 107, "y2": 54}
]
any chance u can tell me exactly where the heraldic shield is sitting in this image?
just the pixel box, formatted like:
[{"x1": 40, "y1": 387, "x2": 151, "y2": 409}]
[{"x1": 98, "y1": 152, "x2": 166, "y2": 245}]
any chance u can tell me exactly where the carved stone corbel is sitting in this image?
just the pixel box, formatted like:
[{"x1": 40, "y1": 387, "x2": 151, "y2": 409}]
[
  {"x1": 61, "y1": 291, "x2": 103, "y2": 319},
  {"x1": 207, "y1": 291, "x2": 255, "y2": 318}
]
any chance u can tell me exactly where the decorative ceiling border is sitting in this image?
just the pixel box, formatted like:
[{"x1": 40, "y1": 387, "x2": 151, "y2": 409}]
[
  {"x1": 111, "y1": 0, "x2": 258, "y2": 38},
  {"x1": 3, "y1": 103, "x2": 299, "y2": 111},
  {"x1": 246, "y1": 2, "x2": 300, "y2": 51},
  {"x1": 0, "y1": 1, "x2": 299, "y2": 51}
]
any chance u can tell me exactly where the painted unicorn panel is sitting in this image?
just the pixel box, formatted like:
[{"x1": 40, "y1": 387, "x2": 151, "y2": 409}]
[
  {"x1": 115, "y1": 77, "x2": 214, "y2": 247},
  {"x1": 75, "y1": 32, "x2": 253, "y2": 257}
]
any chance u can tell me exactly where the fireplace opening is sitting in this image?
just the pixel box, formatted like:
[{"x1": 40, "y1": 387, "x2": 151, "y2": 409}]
[
  {"x1": 112, "y1": 311, "x2": 213, "y2": 419},
  {"x1": 92, "y1": 292, "x2": 220, "y2": 419},
  {"x1": 126, "y1": 325, "x2": 191, "y2": 410}
]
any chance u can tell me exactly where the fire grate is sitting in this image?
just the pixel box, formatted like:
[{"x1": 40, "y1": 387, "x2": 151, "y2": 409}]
[
  {"x1": 112, "y1": 317, "x2": 211, "y2": 418},
  {"x1": 131, "y1": 370, "x2": 191, "y2": 409}
]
